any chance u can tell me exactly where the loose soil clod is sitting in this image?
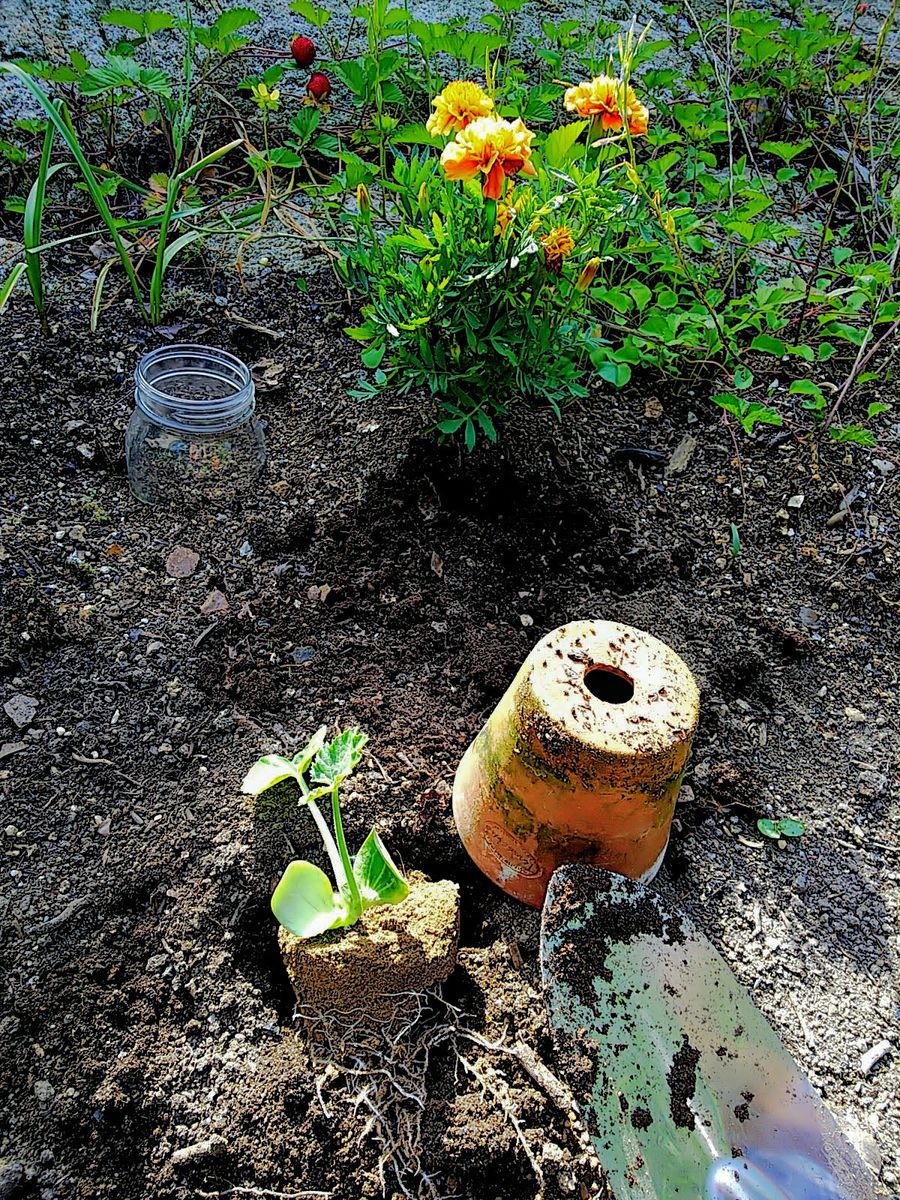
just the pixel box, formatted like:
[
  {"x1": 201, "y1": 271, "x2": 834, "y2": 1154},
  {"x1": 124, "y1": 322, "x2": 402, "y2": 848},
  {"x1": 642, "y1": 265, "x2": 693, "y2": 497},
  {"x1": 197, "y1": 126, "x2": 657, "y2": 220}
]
[{"x1": 279, "y1": 874, "x2": 459, "y2": 1016}]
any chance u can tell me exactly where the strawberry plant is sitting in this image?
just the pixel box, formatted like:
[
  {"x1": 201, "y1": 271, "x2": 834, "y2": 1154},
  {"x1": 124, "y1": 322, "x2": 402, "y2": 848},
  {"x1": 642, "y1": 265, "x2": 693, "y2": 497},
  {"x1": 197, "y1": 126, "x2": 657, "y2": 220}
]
[{"x1": 242, "y1": 728, "x2": 409, "y2": 939}]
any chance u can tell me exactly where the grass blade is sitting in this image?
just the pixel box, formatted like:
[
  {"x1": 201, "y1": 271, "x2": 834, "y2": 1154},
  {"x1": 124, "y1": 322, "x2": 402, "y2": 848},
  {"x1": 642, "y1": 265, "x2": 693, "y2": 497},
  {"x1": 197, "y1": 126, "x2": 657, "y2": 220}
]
[
  {"x1": 23, "y1": 116, "x2": 57, "y2": 313},
  {"x1": 0, "y1": 263, "x2": 27, "y2": 314},
  {"x1": 0, "y1": 62, "x2": 147, "y2": 318},
  {"x1": 90, "y1": 258, "x2": 117, "y2": 331}
]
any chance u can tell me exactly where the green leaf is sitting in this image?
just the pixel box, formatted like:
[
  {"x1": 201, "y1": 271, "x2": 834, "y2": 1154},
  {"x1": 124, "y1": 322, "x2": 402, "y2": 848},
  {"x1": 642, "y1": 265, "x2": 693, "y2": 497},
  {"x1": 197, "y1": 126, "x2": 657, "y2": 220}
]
[
  {"x1": 362, "y1": 343, "x2": 386, "y2": 369},
  {"x1": 292, "y1": 726, "x2": 328, "y2": 775},
  {"x1": 268, "y1": 147, "x2": 305, "y2": 168},
  {"x1": 629, "y1": 281, "x2": 652, "y2": 311},
  {"x1": 730, "y1": 523, "x2": 741, "y2": 557},
  {"x1": 101, "y1": 8, "x2": 176, "y2": 35},
  {"x1": 829, "y1": 424, "x2": 876, "y2": 447},
  {"x1": 464, "y1": 419, "x2": 476, "y2": 451},
  {"x1": 757, "y1": 817, "x2": 805, "y2": 840},
  {"x1": 312, "y1": 728, "x2": 368, "y2": 787},
  {"x1": 81, "y1": 56, "x2": 172, "y2": 97},
  {"x1": 242, "y1": 754, "x2": 298, "y2": 794},
  {"x1": 289, "y1": 0, "x2": 331, "y2": 26},
  {"x1": 867, "y1": 401, "x2": 889, "y2": 417},
  {"x1": 542, "y1": 120, "x2": 587, "y2": 169},
  {"x1": 0, "y1": 263, "x2": 27, "y2": 314},
  {"x1": 596, "y1": 360, "x2": 631, "y2": 387},
  {"x1": 212, "y1": 7, "x2": 260, "y2": 38},
  {"x1": 750, "y1": 333, "x2": 786, "y2": 356},
  {"x1": 789, "y1": 379, "x2": 825, "y2": 409},
  {"x1": 353, "y1": 829, "x2": 410, "y2": 908},
  {"x1": 778, "y1": 818, "x2": 805, "y2": 838},
  {"x1": 271, "y1": 859, "x2": 349, "y2": 937},
  {"x1": 390, "y1": 122, "x2": 441, "y2": 147},
  {"x1": 759, "y1": 139, "x2": 811, "y2": 163},
  {"x1": 733, "y1": 365, "x2": 753, "y2": 390}
]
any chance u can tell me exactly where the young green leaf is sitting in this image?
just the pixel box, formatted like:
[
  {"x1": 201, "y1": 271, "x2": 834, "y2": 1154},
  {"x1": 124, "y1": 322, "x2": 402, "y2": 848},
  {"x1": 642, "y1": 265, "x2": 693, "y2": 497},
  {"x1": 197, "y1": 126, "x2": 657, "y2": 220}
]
[
  {"x1": 292, "y1": 726, "x2": 328, "y2": 775},
  {"x1": 353, "y1": 829, "x2": 410, "y2": 908},
  {"x1": 241, "y1": 754, "x2": 298, "y2": 794},
  {"x1": 0, "y1": 263, "x2": 27, "y2": 314},
  {"x1": 542, "y1": 120, "x2": 588, "y2": 169},
  {"x1": 757, "y1": 817, "x2": 805, "y2": 840},
  {"x1": 271, "y1": 859, "x2": 349, "y2": 937},
  {"x1": 311, "y1": 728, "x2": 369, "y2": 787}
]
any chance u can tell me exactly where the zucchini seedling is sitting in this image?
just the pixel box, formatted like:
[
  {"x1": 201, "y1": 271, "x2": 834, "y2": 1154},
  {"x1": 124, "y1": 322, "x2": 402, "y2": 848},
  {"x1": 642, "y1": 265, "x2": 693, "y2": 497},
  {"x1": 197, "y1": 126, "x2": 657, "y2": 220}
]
[{"x1": 242, "y1": 727, "x2": 409, "y2": 939}]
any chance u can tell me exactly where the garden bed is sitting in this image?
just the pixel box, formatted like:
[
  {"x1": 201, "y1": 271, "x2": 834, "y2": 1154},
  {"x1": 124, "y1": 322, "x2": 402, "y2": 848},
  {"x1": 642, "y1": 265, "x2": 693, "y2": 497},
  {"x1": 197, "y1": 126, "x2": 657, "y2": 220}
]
[{"x1": 0, "y1": 264, "x2": 897, "y2": 1199}]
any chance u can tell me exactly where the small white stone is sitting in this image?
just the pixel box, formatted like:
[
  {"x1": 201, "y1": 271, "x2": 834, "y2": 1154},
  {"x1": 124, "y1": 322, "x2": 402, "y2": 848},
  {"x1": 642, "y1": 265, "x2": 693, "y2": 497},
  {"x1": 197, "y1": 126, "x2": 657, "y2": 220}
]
[{"x1": 860, "y1": 1040, "x2": 892, "y2": 1076}]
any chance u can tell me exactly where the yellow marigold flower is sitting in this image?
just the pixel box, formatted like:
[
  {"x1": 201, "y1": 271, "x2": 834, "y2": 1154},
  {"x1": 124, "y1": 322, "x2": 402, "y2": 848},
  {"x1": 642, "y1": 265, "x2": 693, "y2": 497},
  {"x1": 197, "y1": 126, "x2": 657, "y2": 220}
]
[
  {"x1": 564, "y1": 74, "x2": 649, "y2": 136},
  {"x1": 440, "y1": 115, "x2": 536, "y2": 201},
  {"x1": 541, "y1": 225, "x2": 575, "y2": 272},
  {"x1": 251, "y1": 81, "x2": 281, "y2": 112},
  {"x1": 426, "y1": 81, "x2": 494, "y2": 138}
]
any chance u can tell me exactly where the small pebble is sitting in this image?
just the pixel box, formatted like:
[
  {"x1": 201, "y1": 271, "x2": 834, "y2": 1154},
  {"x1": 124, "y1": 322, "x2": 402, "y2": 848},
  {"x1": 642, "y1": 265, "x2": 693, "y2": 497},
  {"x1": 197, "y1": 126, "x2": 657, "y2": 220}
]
[{"x1": 860, "y1": 1040, "x2": 891, "y2": 1076}]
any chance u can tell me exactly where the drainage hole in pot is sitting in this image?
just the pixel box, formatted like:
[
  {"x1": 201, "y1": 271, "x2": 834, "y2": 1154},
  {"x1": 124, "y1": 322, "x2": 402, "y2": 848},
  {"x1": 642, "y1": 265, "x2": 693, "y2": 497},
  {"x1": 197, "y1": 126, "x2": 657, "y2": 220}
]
[{"x1": 584, "y1": 665, "x2": 635, "y2": 704}]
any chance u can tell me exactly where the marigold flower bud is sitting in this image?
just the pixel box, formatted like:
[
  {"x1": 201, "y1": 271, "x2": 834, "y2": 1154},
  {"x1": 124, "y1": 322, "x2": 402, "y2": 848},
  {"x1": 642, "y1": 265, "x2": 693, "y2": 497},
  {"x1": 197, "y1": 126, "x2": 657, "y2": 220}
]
[
  {"x1": 357, "y1": 183, "x2": 371, "y2": 216},
  {"x1": 575, "y1": 256, "x2": 601, "y2": 292}
]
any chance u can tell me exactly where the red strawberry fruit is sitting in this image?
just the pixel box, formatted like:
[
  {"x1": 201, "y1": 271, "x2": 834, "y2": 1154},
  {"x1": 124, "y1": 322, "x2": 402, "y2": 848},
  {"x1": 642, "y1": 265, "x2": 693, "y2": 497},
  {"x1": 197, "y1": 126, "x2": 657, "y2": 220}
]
[
  {"x1": 307, "y1": 71, "x2": 331, "y2": 102},
  {"x1": 291, "y1": 35, "x2": 316, "y2": 67}
]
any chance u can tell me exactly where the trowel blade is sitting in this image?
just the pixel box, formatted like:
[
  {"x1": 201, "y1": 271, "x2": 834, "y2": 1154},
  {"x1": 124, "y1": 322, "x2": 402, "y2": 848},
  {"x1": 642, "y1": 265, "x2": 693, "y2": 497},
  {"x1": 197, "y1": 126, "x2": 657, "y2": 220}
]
[{"x1": 540, "y1": 864, "x2": 877, "y2": 1200}]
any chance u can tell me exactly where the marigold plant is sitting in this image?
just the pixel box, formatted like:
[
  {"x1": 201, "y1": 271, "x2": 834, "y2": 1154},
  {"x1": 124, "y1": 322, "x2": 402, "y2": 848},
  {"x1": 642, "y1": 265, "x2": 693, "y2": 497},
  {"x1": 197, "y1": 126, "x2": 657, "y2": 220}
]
[{"x1": 339, "y1": 75, "x2": 637, "y2": 448}]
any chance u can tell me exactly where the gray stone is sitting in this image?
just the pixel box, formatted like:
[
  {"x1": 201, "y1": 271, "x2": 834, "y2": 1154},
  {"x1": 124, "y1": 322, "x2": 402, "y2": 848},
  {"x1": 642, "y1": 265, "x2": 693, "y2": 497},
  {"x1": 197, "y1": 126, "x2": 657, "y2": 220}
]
[{"x1": 3, "y1": 695, "x2": 38, "y2": 730}]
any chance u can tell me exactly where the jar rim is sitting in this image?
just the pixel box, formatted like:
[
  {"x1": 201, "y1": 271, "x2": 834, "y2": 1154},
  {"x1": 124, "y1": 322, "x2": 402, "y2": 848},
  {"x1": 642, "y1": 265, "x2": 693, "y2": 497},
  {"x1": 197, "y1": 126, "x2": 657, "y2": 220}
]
[
  {"x1": 135, "y1": 342, "x2": 252, "y2": 401},
  {"x1": 134, "y1": 343, "x2": 256, "y2": 433}
]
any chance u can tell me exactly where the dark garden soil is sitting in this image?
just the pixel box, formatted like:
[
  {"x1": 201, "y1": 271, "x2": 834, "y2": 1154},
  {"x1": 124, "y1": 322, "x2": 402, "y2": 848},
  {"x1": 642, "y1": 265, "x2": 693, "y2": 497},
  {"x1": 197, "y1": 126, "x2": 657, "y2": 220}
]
[{"x1": 0, "y1": 265, "x2": 898, "y2": 1200}]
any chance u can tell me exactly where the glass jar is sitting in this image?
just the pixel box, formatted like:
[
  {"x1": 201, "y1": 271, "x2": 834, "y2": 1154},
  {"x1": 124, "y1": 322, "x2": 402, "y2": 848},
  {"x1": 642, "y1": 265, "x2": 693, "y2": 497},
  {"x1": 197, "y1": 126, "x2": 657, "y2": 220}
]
[{"x1": 126, "y1": 344, "x2": 266, "y2": 505}]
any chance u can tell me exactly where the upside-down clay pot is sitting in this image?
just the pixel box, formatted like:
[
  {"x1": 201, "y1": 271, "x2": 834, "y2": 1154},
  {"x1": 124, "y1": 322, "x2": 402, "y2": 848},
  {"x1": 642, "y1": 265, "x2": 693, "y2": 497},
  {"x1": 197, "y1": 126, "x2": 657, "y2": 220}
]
[{"x1": 452, "y1": 620, "x2": 700, "y2": 907}]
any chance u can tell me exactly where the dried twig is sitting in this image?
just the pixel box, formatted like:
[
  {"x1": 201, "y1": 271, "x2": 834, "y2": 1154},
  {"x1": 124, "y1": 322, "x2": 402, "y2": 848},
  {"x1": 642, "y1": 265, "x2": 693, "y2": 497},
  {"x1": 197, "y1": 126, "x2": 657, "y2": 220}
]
[
  {"x1": 26, "y1": 896, "x2": 89, "y2": 935},
  {"x1": 196, "y1": 1189, "x2": 331, "y2": 1199}
]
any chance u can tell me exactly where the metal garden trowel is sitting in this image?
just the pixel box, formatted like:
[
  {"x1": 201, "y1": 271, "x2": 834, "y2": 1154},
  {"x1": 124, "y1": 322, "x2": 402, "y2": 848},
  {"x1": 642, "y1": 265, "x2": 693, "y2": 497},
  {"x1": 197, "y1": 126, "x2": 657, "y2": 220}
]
[{"x1": 540, "y1": 864, "x2": 879, "y2": 1200}]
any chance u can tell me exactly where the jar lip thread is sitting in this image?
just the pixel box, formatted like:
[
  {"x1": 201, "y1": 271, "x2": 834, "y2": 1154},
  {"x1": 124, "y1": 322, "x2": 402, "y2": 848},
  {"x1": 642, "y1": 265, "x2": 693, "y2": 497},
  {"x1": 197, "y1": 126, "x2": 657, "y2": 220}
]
[{"x1": 134, "y1": 343, "x2": 256, "y2": 433}]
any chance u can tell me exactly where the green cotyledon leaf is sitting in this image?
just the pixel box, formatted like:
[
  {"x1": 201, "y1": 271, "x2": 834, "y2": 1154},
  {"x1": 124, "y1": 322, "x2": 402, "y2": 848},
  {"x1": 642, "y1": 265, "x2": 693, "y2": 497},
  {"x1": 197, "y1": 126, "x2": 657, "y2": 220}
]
[
  {"x1": 271, "y1": 859, "x2": 351, "y2": 937},
  {"x1": 353, "y1": 829, "x2": 410, "y2": 908}
]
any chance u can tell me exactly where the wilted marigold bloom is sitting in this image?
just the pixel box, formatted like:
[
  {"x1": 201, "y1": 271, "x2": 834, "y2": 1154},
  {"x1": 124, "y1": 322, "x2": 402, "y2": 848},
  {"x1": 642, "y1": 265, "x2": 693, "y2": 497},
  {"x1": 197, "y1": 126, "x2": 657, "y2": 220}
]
[
  {"x1": 440, "y1": 115, "x2": 536, "y2": 201},
  {"x1": 541, "y1": 225, "x2": 575, "y2": 272},
  {"x1": 427, "y1": 81, "x2": 494, "y2": 138},
  {"x1": 564, "y1": 74, "x2": 649, "y2": 136}
]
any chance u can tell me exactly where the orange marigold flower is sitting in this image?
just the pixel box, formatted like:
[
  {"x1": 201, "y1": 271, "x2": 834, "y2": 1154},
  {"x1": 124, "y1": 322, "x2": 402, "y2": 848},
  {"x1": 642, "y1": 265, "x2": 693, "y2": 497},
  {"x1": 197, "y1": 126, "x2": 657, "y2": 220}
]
[
  {"x1": 564, "y1": 74, "x2": 650, "y2": 136},
  {"x1": 426, "y1": 81, "x2": 494, "y2": 138},
  {"x1": 440, "y1": 115, "x2": 537, "y2": 201},
  {"x1": 541, "y1": 225, "x2": 575, "y2": 272}
]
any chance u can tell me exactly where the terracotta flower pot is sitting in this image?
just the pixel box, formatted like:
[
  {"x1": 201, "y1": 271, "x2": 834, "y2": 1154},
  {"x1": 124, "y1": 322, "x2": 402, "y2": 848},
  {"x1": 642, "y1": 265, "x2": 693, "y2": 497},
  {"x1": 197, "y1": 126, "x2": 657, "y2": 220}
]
[{"x1": 453, "y1": 620, "x2": 700, "y2": 907}]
